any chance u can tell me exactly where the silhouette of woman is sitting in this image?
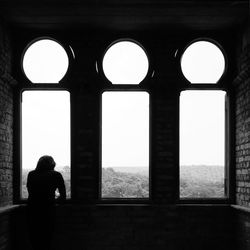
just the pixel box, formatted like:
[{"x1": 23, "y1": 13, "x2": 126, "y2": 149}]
[{"x1": 26, "y1": 155, "x2": 66, "y2": 250}]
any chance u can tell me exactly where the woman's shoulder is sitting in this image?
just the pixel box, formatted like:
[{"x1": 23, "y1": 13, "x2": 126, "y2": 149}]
[
  {"x1": 28, "y1": 170, "x2": 36, "y2": 177},
  {"x1": 50, "y1": 170, "x2": 63, "y2": 177}
]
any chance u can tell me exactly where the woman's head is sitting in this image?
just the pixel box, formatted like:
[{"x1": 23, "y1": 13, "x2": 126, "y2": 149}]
[{"x1": 36, "y1": 155, "x2": 56, "y2": 171}]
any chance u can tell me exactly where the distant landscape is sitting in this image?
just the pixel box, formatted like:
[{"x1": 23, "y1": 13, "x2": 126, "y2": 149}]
[
  {"x1": 22, "y1": 165, "x2": 225, "y2": 199},
  {"x1": 180, "y1": 165, "x2": 225, "y2": 198},
  {"x1": 102, "y1": 167, "x2": 149, "y2": 198},
  {"x1": 103, "y1": 165, "x2": 225, "y2": 198}
]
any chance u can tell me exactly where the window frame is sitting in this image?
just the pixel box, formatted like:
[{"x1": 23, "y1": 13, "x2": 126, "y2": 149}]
[
  {"x1": 15, "y1": 87, "x2": 73, "y2": 203},
  {"x1": 21, "y1": 37, "x2": 73, "y2": 85},
  {"x1": 99, "y1": 89, "x2": 152, "y2": 204},
  {"x1": 97, "y1": 38, "x2": 152, "y2": 204},
  {"x1": 178, "y1": 87, "x2": 231, "y2": 204},
  {"x1": 96, "y1": 38, "x2": 153, "y2": 87},
  {"x1": 14, "y1": 36, "x2": 74, "y2": 203},
  {"x1": 179, "y1": 37, "x2": 228, "y2": 85},
  {"x1": 177, "y1": 38, "x2": 232, "y2": 204}
]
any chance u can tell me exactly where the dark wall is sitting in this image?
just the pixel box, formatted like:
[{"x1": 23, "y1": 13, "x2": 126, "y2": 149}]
[
  {"x1": 0, "y1": 20, "x2": 15, "y2": 250},
  {"x1": 0, "y1": 20, "x2": 247, "y2": 250},
  {"x1": 10, "y1": 204, "x2": 235, "y2": 250},
  {"x1": 233, "y1": 206, "x2": 250, "y2": 250},
  {"x1": 0, "y1": 21, "x2": 14, "y2": 207},
  {"x1": 0, "y1": 209, "x2": 11, "y2": 250},
  {"x1": 235, "y1": 30, "x2": 250, "y2": 208},
  {"x1": 233, "y1": 24, "x2": 250, "y2": 250},
  {"x1": 7, "y1": 28, "x2": 237, "y2": 250}
]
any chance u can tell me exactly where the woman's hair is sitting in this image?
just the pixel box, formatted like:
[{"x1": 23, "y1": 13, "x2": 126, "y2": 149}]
[{"x1": 36, "y1": 155, "x2": 56, "y2": 171}]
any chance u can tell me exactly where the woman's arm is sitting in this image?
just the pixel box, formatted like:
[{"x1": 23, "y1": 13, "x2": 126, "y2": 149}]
[{"x1": 56, "y1": 173, "x2": 66, "y2": 202}]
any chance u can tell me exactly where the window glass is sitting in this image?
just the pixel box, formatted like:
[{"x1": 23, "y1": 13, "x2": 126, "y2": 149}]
[
  {"x1": 22, "y1": 39, "x2": 69, "y2": 83},
  {"x1": 102, "y1": 41, "x2": 149, "y2": 85},
  {"x1": 102, "y1": 91, "x2": 149, "y2": 198},
  {"x1": 21, "y1": 91, "x2": 71, "y2": 198},
  {"x1": 181, "y1": 40, "x2": 225, "y2": 84},
  {"x1": 179, "y1": 90, "x2": 225, "y2": 198}
]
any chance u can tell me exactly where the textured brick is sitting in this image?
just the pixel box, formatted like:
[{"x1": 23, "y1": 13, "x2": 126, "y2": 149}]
[
  {"x1": 235, "y1": 44, "x2": 250, "y2": 207},
  {"x1": 0, "y1": 23, "x2": 13, "y2": 208}
]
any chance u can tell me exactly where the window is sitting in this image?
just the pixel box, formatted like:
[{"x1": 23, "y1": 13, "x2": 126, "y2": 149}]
[
  {"x1": 102, "y1": 40, "x2": 149, "y2": 85},
  {"x1": 180, "y1": 40, "x2": 225, "y2": 84},
  {"x1": 21, "y1": 90, "x2": 71, "y2": 199},
  {"x1": 101, "y1": 91, "x2": 149, "y2": 198},
  {"x1": 179, "y1": 90, "x2": 226, "y2": 198},
  {"x1": 179, "y1": 39, "x2": 227, "y2": 200},
  {"x1": 22, "y1": 38, "x2": 69, "y2": 83}
]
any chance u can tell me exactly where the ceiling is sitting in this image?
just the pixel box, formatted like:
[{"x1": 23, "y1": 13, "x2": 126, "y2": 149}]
[{"x1": 0, "y1": 0, "x2": 248, "y2": 31}]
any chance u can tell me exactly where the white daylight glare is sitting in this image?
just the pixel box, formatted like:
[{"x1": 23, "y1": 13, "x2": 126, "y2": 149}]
[
  {"x1": 22, "y1": 39, "x2": 69, "y2": 83},
  {"x1": 180, "y1": 90, "x2": 225, "y2": 166},
  {"x1": 102, "y1": 41, "x2": 149, "y2": 85},
  {"x1": 21, "y1": 91, "x2": 71, "y2": 198},
  {"x1": 179, "y1": 90, "x2": 226, "y2": 198},
  {"x1": 101, "y1": 91, "x2": 150, "y2": 198},
  {"x1": 102, "y1": 91, "x2": 149, "y2": 168},
  {"x1": 22, "y1": 91, "x2": 70, "y2": 169},
  {"x1": 181, "y1": 41, "x2": 225, "y2": 84}
]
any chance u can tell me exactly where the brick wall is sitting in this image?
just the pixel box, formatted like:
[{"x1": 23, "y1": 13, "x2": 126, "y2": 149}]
[
  {"x1": 233, "y1": 24, "x2": 250, "y2": 250},
  {"x1": 0, "y1": 20, "x2": 15, "y2": 250},
  {"x1": 0, "y1": 22, "x2": 14, "y2": 207},
  {"x1": 235, "y1": 27, "x2": 250, "y2": 207}
]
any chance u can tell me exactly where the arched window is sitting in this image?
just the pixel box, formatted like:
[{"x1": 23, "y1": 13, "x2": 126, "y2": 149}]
[
  {"x1": 102, "y1": 40, "x2": 149, "y2": 85},
  {"x1": 179, "y1": 39, "x2": 228, "y2": 199},
  {"x1": 21, "y1": 38, "x2": 72, "y2": 199},
  {"x1": 22, "y1": 38, "x2": 69, "y2": 83},
  {"x1": 180, "y1": 40, "x2": 225, "y2": 84},
  {"x1": 101, "y1": 39, "x2": 150, "y2": 199}
]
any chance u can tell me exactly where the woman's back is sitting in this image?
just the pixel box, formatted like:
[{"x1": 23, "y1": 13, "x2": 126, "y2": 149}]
[{"x1": 27, "y1": 169, "x2": 65, "y2": 205}]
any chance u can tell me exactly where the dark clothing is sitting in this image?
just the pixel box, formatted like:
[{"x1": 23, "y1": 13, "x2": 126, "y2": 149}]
[
  {"x1": 26, "y1": 169, "x2": 66, "y2": 250},
  {"x1": 27, "y1": 169, "x2": 66, "y2": 205}
]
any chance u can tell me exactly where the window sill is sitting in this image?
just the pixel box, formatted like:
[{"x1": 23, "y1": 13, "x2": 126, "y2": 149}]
[
  {"x1": 178, "y1": 198, "x2": 230, "y2": 205},
  {"x1": 0, "y1": 205, "x2": 21, "y2": 215},
  {"x1": 231, "y1": 204, "x2": 250, "y2": 214}
]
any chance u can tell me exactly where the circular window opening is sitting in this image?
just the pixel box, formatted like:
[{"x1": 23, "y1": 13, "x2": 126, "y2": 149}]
[
  {"x1": 180, "y1": 40, "x2": 226, "y2": 84},
  {"x1": 102, "y1": 40, "x2": 149, "y2": 85},
  {"x1": 22, "y1": 38, "x2": 69, "y2": 83}
]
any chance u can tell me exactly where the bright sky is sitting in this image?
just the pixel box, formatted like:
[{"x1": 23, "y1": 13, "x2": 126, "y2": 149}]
[
  {"x1": 22, "y1": 91, "x2": 71, "y2": 170},
  {"x1": 23, "y1": 39, "x2": 69, "y2": 83},
  {"x1": 102, "y1": 41, "x2": 149, "y2": 85},
  {"x1": 102, "y1": 92, "x2": 149, "y2": 168},
  {"x1": 180, "y1": 90, "x2": 225, "y2": 166},
  {"x1": 181, "y1": 41, "x2": 225, "y2": 83}
]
